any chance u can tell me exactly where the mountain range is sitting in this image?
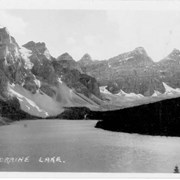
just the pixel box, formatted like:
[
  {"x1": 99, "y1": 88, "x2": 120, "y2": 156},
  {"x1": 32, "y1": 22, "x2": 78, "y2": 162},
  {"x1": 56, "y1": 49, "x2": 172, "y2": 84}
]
[
  {"x1": 78, "y1": 47, "x2": 180, "y2": 96},
  {"x1": 1, "y1": 27, "x2": 180, "y2": 122},
  {"x1": 0, "y1": 27, "x2": 103, "y2": 121}
]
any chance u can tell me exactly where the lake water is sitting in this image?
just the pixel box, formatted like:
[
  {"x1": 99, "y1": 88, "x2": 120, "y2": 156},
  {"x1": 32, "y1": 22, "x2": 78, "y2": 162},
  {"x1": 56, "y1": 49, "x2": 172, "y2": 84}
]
[{"x1": 0, "y1": 120, "x2": 180, "y2": 172}]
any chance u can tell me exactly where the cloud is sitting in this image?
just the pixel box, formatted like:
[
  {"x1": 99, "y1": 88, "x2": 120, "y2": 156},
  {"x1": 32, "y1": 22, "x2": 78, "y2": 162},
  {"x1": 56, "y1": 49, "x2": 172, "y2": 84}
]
[{"x1": 0, "y1": 10, "x2": 28, "y2": 37}]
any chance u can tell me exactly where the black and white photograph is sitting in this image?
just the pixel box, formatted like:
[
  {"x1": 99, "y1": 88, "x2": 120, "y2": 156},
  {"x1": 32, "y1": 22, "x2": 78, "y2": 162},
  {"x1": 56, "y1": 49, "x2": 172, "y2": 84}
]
[{"x1": 0, "y1": 0, "x2": 180, "y2": 178}]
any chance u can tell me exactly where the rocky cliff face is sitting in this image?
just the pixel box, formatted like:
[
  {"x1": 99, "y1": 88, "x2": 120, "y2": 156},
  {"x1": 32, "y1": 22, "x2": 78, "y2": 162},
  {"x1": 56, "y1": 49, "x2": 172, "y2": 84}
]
[
  {"x1": 0, "y1": 28, "x2": 42, "y2": 121},
  {"x1": 53, "y1": 52, "x2": 101, "y2": 99},
  {"x1": 23, "y1": 41, "x2": 58, "y2": 96},
  {"x1": 0, "y1": 27, "x2": 28, "y2": 96},
  {"x1": 156, "y1": 49, "x2": 180, "y2": 89},
  {"x1": 23, "y1": 41, "x2": 102, "y2": 100}
]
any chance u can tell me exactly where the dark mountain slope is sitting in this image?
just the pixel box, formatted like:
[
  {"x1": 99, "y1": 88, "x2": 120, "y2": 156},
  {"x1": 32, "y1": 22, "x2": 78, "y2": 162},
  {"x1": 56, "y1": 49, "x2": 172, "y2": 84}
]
[{"x1": 93, "y1": 96, "x2": 180, "y2": 137}]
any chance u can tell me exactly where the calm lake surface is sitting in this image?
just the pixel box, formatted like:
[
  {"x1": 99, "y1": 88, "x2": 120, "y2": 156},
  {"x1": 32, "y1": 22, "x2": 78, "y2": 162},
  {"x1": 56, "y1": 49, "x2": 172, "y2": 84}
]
[{"x1": 0, "y1": 120, "x2": 180, "y2": 172}]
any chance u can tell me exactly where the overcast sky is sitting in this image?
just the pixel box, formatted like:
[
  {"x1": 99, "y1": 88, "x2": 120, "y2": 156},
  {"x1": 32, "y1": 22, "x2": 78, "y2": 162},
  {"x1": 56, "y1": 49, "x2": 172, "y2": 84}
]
[{"x1": 0, "y1": 5, "x2": 180, "y2": 61}]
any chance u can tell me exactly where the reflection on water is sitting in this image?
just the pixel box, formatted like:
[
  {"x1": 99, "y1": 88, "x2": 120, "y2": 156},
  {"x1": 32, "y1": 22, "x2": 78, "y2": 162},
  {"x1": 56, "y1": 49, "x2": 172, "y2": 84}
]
[{"x1": 0, "y1": 120, "x2": 180, "y2": 172}]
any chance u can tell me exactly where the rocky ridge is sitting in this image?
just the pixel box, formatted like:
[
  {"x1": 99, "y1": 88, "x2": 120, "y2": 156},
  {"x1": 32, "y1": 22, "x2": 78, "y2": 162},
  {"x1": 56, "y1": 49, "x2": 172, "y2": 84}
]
[{"x1": 78, "y1": 47, "x2": 180, "y2": 96}]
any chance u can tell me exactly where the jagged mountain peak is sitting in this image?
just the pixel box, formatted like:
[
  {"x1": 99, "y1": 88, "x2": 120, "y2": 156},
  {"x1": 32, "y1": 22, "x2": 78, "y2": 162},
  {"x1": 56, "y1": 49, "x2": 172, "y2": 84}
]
[
  {"x1": 0, "y1": 27, "x2": 10, "y2": 35},
  {"x1": 57, "y1": 52, "x2": 74, "y2": 61},
  {"x1": 133, "y1": 47, "x2": 147, "y2": 55},
  {"x1": 23, "y1": 41, "x2": 52, "y2": 60},
  {"x1": 160, "y1": 48, "x2": 180, "y2": 62},
  {"x1": 0, "y1": 27, "x2": 12, "y2": 45},
  {"x1": 78, "y1": 53, "x2": 93, "y2": 67},
  {"x1": 80, "y1": 53, "x2": 92, "y2": 61},
  {"x1": 23, "y1": 41, "x2": 47, "y2": 52},
  {"x1": 0, "y1": 27, "x2": 21, "y2": 62},
  {"x1": 0, "y1": 27, "x2": 20, "y2": 51},
  {"x1": 56, "y1": 52, "x2": 83, "y2": 72},
  {"x1": 108, "y1": 47, "x2": 153, "y2": 65},
  {"x1": 168, "y1": 48, "x2": 180, "y2": 57}
]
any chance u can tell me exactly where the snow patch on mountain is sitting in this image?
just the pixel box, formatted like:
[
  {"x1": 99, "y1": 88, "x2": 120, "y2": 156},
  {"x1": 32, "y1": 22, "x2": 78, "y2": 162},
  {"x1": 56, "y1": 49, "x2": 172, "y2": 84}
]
[
  {"x1": 108, "y1": 63, "x2": 111, "y2": 68},
  {"x1": 119, "y1": 91, "x2": 144, "y2": 98},
  {"x1": 58, "y1": 77, "x2": 63, "y2": 84},
  {"x1": 116, "y1": 90, "x2": 127, "y2": 96},
  {"x1": 8, "y1": 84, "x2": 49, "y2": 117},
  {"x1": 34, "y1": 78, "x2": 41, "y2": 88},
  {"x1": 8, "y1": 78, "x2": 100, "y2": 118},
  {"x1": 152, "y1": 90, "x2": 162, "y2": 97},
  {"x1": 14, "y1": 46, "x2": 20, "y2": 57},
  {"x1": 100, "y1": 86, "x2": 112, "y2": 95},
  {"x1": 8, "y1": 83, "x2": 64, "y2": 117},
  {"x1": 121, "y1": 56, "x2": 133, "y2": 62},
  {"x1": 19, "y1": 47, "x2": 33, "y2": 69},
  {"x1": 163, "y1": 82, "x2": 180, "y2": 95},
  {"x1": 100, "y1": 87, "x2": 145, "y2": 99},
  {"x1": 44, "y1": 49, "x2": 51, "y2": 60},
  {"x1": 115, "y1": 89, "x2": 144, "y2": 98}
]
